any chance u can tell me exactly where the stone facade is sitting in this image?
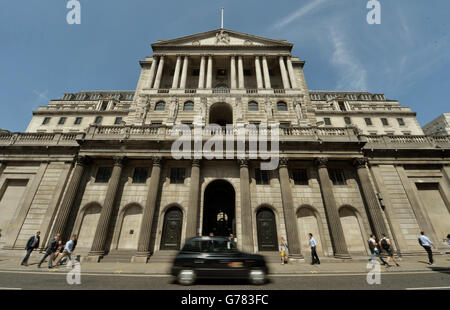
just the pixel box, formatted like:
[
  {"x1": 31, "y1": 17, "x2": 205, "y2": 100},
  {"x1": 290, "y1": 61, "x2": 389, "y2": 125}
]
[
  {"x1": 0, "y1": 29, "x2": 449, "y2": 262},
  {"x1": 423, "y1": 113, "x2": 450, "y2": 136}
]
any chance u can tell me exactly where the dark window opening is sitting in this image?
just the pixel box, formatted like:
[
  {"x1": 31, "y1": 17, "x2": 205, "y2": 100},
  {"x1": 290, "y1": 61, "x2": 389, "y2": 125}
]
[
  {"x1": 292, "y1": 169, "x2": 308, "y2": 185},
  {"x1": 74, "y1": 117, "x2": 83, "y2": 125},
  {"x1": 114, "y1": 117, "x2": 123, "y2": 125},
  {"x1": 42, "y1": 117, "x2": 51, "y2": 125},
  {"x1": 95, "y1": 167, "x2": 113, "y2": 183},
  {"x1": 255, "y1": 168, "x2": 270, "y2": 185},
  {"x1": 132, "y1": 167, "x2": 148, "y2": 184},
  {"x1": 170, "y1": 168, "x2": 186, "y2": 184},
  {"x1": 324, "y1": 118, "x2": 332, "y2": 126},
  {"x1": 365, "y1": 118, "x2": 373, "y2": 126},
  {"x1": 58, "y1": 117, "x2": 67, "y2": 125},
  {"x1": 344, "y1": 117, "x2": 351, "y2": 125},
  {"x1": 329, "y1": 169, "x2": 346, "y2": 185}
]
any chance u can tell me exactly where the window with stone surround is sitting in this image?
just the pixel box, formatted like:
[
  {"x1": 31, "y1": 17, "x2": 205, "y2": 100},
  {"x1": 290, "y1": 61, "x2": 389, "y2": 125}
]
[
  {"x1": 155, "y1": 101, "x2": 166, "y2": 111},
  {"x1": 397, "y1": 118, "x2": 405, "y2": 126},
  {"x1": 381, "y1": 118, "x2": 389, "y2": 126},
  {"x1": 248, "y1": 101, "x2": 258, "y2": 111},
  {"x1": 255, "y1": 168, "x2": 270, "y2": 185},
  {"x1": 132, "y1": 167, "x2": 148, "y2": 184},
  {"x1": 95, "y1": 116, "x2": 103, "y2": 124},
  {"x1": 329, "y1": 169, "x2": 346, "y2": 185},
  {"x1": 95, "y1": 167, "x2": 112, "y2": 183},
  {"x1": 74, "y1": 117, "x2": 83, "y2": 125},
  {"x1": 58, "y1": 117, "x2": 67, "y2": 125},
  {"x1": 292, "y1": 169, "x2": 308, "y2": 185},
  {"x1": 114, "y1": 117, "x2": 123, "y2": 125},
  {"x1": 344, "y1": 117, "x2": 352, "y2": 125},
  {"x1": 364, "y1": 118, "x2": 373, "y2": 126},
  {"x1": 277, "y1": 101, "x2": 288, "y2": 111},
  {"x1": 42, "y1": 117, "x2": 51, "y2": 125},
  {"x1": 170, "y1": 168, "x2": 186, "y2": 184},
  {"x1": 324, "y1": 118, "x2": 332, "y2": 126},
  {"x1": 183, "y1": 101, "x2": 194, "y2": 111}
]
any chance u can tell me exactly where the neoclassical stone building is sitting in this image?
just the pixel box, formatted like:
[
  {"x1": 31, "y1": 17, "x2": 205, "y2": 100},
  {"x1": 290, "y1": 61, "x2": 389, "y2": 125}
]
[{"x1": 1, "y1": 29, "x2": 449, "y2": 263}]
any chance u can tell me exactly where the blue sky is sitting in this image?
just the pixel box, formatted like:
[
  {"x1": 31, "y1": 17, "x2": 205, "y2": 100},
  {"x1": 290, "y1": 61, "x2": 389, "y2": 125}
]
[{"x1": 1, "y1": 0, "x2": 449, "y2": 132}]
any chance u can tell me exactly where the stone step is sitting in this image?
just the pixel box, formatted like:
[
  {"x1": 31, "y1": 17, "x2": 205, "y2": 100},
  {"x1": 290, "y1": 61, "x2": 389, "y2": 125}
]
[
  {"x1": 101, "y1": 250, "x2": 135, "y2": 263},
  {"x1": 149, "y1": 250, "x2": 178, "y2": 263}
]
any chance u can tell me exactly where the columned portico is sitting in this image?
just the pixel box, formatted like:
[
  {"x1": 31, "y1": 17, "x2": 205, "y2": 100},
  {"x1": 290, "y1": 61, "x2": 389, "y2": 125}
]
[
  {"x1": 239, "y1": 159, "x2": 253, "y2": 252},
  {"x1": 254, "y1": 56, "x2": 264, "y2": 89},
  {"x1": 278, "y1": 158, "x2": 303, "y2": 258},
  {"x1": 88, "y1": 157, "x2": 125, "y2": 261},
  {"x1": 198, "y1": 55, "x2": 206, "y2": 89},
  {"x1": 50, "y1": 156, "x2": 88, "y2": 239},
  {"x1": 206, "y1": 55, "x2": 213, "y2": 89},
  {"x1": 238, "y1": 56, "x2": 245, "y2": 89},
  {"x1": 286, "y1": 57, "x2": 297, "y2": 89},
  {"x1": 314, "y1": 157, "x2": 350, "y2": 258},
  {"x1": 279, "y1": 56, "x2": 290, "y2": 89},
  {"x1": 147, "y1": 56, "x2": 158, "y2": 89},
  {"x1": 230, "y1": 56, "x2": 237, "y2": 89},
  {"x1": 353, "y1": 158, "x2": 388, "y2": 240},
  {"x1": 262, "y1": 56, "x2": 271, "y2": 89},
  {"x1": 153, "y1": 55, "x2": 165, "y2": 89},
  {"x1": 180, "y1": 55, "x2": 189, "y2": 89},
  {"x1": 134, "y1": 157, "x2": 162, "y2": 263},
  {"x1": 171, "y1": 55, "x2": 182, "y2": 89},
  {"x1": 185, "y1": 159, "x2": 201, "y2": 238}
]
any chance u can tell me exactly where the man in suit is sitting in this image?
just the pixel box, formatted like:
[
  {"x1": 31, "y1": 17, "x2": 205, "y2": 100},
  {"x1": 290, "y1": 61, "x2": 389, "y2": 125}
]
[
  {"x1": 37, "y1": 233, "x2": 60, "y2": 268},
  {"x1": 21, "y1": 231, "x2": 40, "y2": 266}
]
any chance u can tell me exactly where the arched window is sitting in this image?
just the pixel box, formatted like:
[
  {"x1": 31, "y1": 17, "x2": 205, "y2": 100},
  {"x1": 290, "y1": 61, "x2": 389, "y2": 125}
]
[
  {"x1": 155, "y1": 101, "x2": 166, "y2": 111},
  {"x1": 277, "y1": 101, "x2": 288, "y2": 111},
  {"x1": 183, "y1": 101, "x2": 194, "y2": 111},
  {"x1": 248, "y1": 101, "x2": 258, "y2": 111},
  {"x1": 94, "y1": 116, "x2": 103, "y2": 124}
]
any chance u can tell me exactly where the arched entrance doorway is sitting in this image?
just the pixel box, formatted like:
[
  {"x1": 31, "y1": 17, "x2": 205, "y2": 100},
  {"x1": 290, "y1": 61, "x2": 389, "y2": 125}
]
[
  {"x1": 160, "y1": 207, "x2": 183, "y2": 250},
  {"x1": 203, "y1": 180, "x2": 235, "y2": 236},
  {"x1": 297, "y1": 206, "x2": 323, "y2": 255},
  {"x1": 256, "y1": 207, "x2": 278, "y2": 251},
  {"x1": 209, "y1": 102, "x2": 233, "y2": 126},
  {"x1": 117, "y1": 204, "x2": 143, "y2": 250},
  {"x1": 339, "y1": 206, "x2": 366, "y2": 254},
  {"x1": 77, "y1": 203, "x2": 101, "y2": 249}
]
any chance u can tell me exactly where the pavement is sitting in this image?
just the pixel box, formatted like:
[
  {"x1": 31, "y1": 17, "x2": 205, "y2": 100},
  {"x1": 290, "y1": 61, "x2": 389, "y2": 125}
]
[{"x1": 0, "y1": 252, "x2": 449, "y2": 276}]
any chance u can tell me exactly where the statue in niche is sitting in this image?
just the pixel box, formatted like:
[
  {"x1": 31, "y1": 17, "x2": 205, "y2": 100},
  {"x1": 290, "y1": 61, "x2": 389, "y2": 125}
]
[
  {"x1": 169, "y1": 98, "x2": 179, "y2": 119},
  {"x1": 216, "y1": 30, "x2": 230, "y2": 44},
  {"x1": 200, "y1": 97, "x2": 207, "y2": 121},
  {"x1": 265, "y1": 99, "x2": 273, "y2": 120},
  {"x1": 234, "y1": 98, "x2": 243, "y2": 121},
  {"x1": 294, "y1": 101, "x2": 303, "y2": 121}
]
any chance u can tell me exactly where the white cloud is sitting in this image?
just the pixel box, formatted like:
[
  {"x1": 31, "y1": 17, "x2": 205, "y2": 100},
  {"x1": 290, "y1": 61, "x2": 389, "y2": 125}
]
[
  {"x1": 272, "y1": 0, "x2": 328, "y2": 30},
  {"x1": 329, "y1": 27, "x2": 368, "y2": 91}
]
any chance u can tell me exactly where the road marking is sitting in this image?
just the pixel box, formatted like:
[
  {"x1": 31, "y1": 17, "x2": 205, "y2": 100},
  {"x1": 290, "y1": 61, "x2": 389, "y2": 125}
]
[
  {"x1": 0, "y1": 287, "x2": 22, "y2": 290},
  {"x1": 0, "y1": 270, "x2": 169, "y2": 277},
  {"x1": 405, "y1": 286, "x2": 450, "y2": 290},
  {"x1": 268, "y1": 271, "x2": 440, "y2": 277}
]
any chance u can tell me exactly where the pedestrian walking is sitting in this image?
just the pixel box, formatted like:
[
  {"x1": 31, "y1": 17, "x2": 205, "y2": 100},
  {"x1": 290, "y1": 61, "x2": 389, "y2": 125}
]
[
  {"x1": 21, "y1": 231, "x2": 40, "y2": 266},
  {"x1": 418, "y1": 231, "x2": 434, "y2": 265},
  {"x1": 37, "y1": 233, "x2": 61, "y2": 268},
  {"x1": 52, "y1": 240, "x2": 64, "y2": 262},
  {"x1": 280, "y1": 237, "x2": 289, "y2": 265},
  {"x1": 309, "y1": 233, "x2": 320, "y2": 265},
  {"x1": 55, "y1": 235, "x2": 76, "y2": 267},
  {"x1": 379, "y1": 234, "x2": 400, "y2": 267},
  {"x1": 368, "y1": 234, "x2": 388, "y2": 266}
]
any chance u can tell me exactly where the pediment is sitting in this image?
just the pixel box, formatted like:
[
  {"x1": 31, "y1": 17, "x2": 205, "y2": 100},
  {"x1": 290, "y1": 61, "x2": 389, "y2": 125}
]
[{"x1": 152, "y1": 28, "x2": 292, "y2": 48}]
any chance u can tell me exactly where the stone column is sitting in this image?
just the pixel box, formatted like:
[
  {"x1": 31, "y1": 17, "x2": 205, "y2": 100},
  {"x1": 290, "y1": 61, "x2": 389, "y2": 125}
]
[
  {"x1": 255, "y1": 56, "x2": 263, "y2": 89},
  {"x1": 239, "y1": 159, "x2": 254, "y2": 253},
  {"x1": 279, "y1": 56, "x2": 290, "y2": 89},
  {"x1": 353, "y1": 158, "x2": 388, "y2": 240},
  {"x1": 262, "y1": 56, "x2": 271, "y2": 89},
  {"x1": 134, "y1": 157, "x2": 162, "y2": 262},
  {"x1": 230, "y1": 56, "x2": 237, "y2": 89},
  {"x1": 238, "y1": 56, "x2": 245, "y2": 89},
  {"x1": 314, "y1": 157, "x2": 350, "y2": 258},
  {"x1": 148, "y1": 56, "x2": 158, "y2": 89},
  {"x1": 49, "y1": 156, "x2": 88, "y2": 238},
  {"x1": 171, "y1": 55, "x2": 182, "y2": 89},
  {"x1": 185, "y1": 160, "x2": 201, "y2": 239},
  {"x1": 278, "y1": 158, "x2": 302, "y2": 258},
  {"x1": 180, "y1": 55, "x2": 189, "y2": 89},
  {"x1": 198, "y1": 55, "x2": 206, "y2": 89},
  {"x1": 206, "y1": 55, "x2": 213, "y2": 89},
  {"x1": 88, "y1": 157, "x2": 125, "y2": 260},
  {"x1": 153, "y1": 55, "x2": 165, "y2": 89},
  {"x1": 286, "y1": 57, "x2": 298, "y2": 89}
]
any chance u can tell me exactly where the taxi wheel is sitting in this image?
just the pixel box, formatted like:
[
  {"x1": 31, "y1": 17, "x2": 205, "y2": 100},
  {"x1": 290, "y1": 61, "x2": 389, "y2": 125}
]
[
  {"x1": 249, "y1": 269, "x2": 266, "y2": 285},
  {"x1": 177, "y1": 269, "x2": 196, "y2": 286}
]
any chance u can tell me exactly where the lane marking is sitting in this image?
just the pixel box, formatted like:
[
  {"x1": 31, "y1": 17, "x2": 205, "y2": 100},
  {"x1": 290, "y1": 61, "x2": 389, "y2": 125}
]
[
  {"x1": 0, "y1": 269, "x2": 443, "y2": 278},
  {"x1": 406, "y1": 286, "x2": 450, "y2": 290},
  {"x1": 0, "y1": 287, "x2": 22, "y2": 290}
]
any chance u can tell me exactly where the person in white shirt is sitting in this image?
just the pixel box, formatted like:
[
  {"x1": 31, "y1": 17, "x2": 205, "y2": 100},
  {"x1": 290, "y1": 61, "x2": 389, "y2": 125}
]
[
  {"x1": 56, "y1": 235, "x2": 76, "y2": 267},
  {"x1": 308, "y1": 233, "x2": 320, "y2": 265},
  {"x1": 379, "y1": 234, "x2": 400, "y2": 267},
  {"x1": 368, "y1": 234, "x2": 388, "y2": 266},
  {"x1": 418, "y1": 231, "x2": 433, "y2": 265}
]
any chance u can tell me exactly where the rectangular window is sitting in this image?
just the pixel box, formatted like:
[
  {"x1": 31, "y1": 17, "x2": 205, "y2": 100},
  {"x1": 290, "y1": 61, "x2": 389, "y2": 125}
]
[
  {"x1": 381, "y1": 118, "x2": 389, "y2": 126},
  {"x1": 244, "y1": 69, "x2": 251, "y2": 76},
  {"x1": 255, "y1": 168, "x2": 270, "y2": 185},
  {"x1": 192, "y1": 69, "x2": 200, "y2": 76},
  {"x1": 364, "y1": 118, "x2": 373, "y2": 126},
  {"x1": 344, "y1": 117, "x2": 351, "y2": 125},
  {"x1": 58, "y1": 117, "x2": 67, "y2": 125},
  {"x1": 74, "y1": 117, "x2": 83, "y2": 125},
  {"x1": 114, "y1": 117, "x2": 123, "y2": 125},
  {"x1": 132, "y1": 167, "x2": 148, "y2": 184},
  {"x1": 292, "y1": 169, "x2": 308, "y2": 185},
  {"x1": 95, "y1": 167, "x2": 113, "y2": 183},
  {"x1": 329, "y1": 169, "x2": 346, "y2": 185},
  {"x1": 338, "y1": 101, "x2": 346, "y2": 111},
  {"x1": 217, "y1": 69, "x2": 226, "y2": 76},
  {"x1": 42, "y1": 117, "x2": 51, "y2": 125},
  {"x1": 324, "y1": 118, "x2": 332, "y2": 126},
  {"x1": 397, "y1": 118, "x2": 405, "y2": 126},
  {"x1": 280, "y1": 122, "x2": 291, "y2": 128},
  {"x1": 100, "y1": 101, "x2": 108, "y2": 111},
  {"x1": 170, "y1": 168, "x2": 186, "y2": 184}
]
